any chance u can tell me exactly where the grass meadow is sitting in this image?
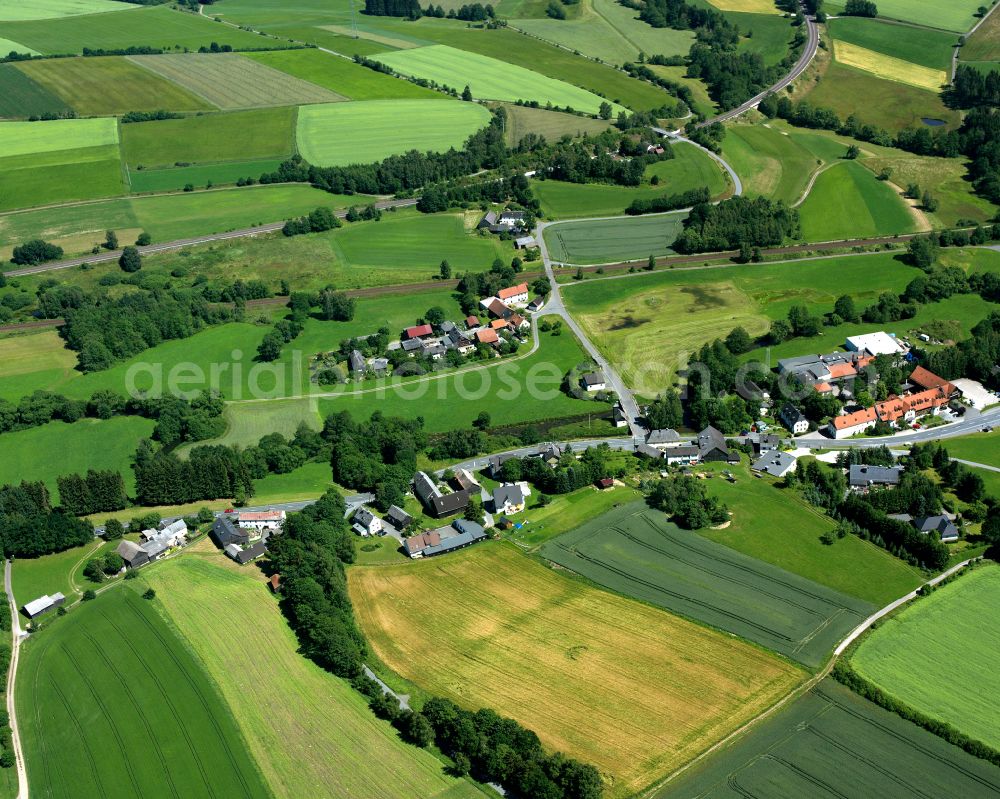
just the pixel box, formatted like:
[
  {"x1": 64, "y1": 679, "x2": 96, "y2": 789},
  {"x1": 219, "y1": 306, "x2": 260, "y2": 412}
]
[
  {"x1": 350, "y1": 542, "x2": 804, "y2": 797},
  {"x1": 246, "y1": 48, "x2": 442, "y2": 100},
  {"x1": 0, "y1": 116, "x2": 117, "y2": 156},
  {"x1": 0, "y1": 145, "x2": 125, "y2": 211},
  {"x1": 543, "y1": 212, "x2": 687, "y2": 263},
  {"x1": 252, "y1": 460, "x2": 334, "y2": 503},
  {"x1": 827, "y1": 0, "x2": 983, "y2": 33},
  {"x1": 852, "y1": 564, "x2": 1000, "y2": 749},
  {"x1": 11, "y1": 538, "x2": 103, "y2": 606},
  {"x1": 0, "y1": 331, "x2": 78, "y2": 400},
  {"x1": 3, "y1": 5, "x2": 284, "y2": 54},
  {"x1": 130, "y1": 52, "x2": 345, "y2": 109},
  {"x1": 730, "y1": 11, "x2": 796, "y2": 67},
  {"x1": 0, "y1": 0, "x2": 133, "y2": 20},
  {"x1": 120, "y1": 106, "x2": 295, "y2": 168},
  {"x1": 0, "y1": 417, "x2": 153, "y2": 499},
  {"x1": 699, "y1": 463, "x2": 924, "y2": 605},
  {"x1": 940, "y1": 429, "x2": 1000, "y2": 468},
  {"x1": 296, "y1": 99, "x2": 491, "y2": 167},
  {"x1": 541, "y1": 501, "x2": 872, "y2": 666},
  {"x1": 962, "y1": 5, "x2": 1000, "y2": 61},
  {"x1": 797, "y1": 160, "x2": 919, "y2": 241},
  {"x1": 375, "y1": 44, "x2": 625, "y2": 115},
  {"x1": 128, "y1": 158, "x2": 288, "y2": 193},
  {"x1": 722, "y1": 123, "x2": 823, "y2": 204},
  {"x1": 146, "y1": 542, "x2": 482, "y2": 799},
  {"x1": 535, "y1": 142, "x2": 730, "y2": 219},
  {"x1": 828, "y1": 16, "x2": 958, "y2": 72},
  {"x1": 648, "y1": 64, "x2": 716, "y2": 116},
  {"x1": 17, "y1": 587, "x2": 271, "y2": 799},
  {"x1": 500, "y1": 103, "x2": 612, "y2": 145},
  {"x1": 0, "y1": 64, "x2": 69, "y2": 119},
  {"x1": 17, "y1": 56, "x2": 212, "y2": 115},
  {"x1": 659, "y1": 678, "x2": 1000, "y2": 799},
  {"x1": 831, "y1": 40, "x2": 947, "y2": 92}
]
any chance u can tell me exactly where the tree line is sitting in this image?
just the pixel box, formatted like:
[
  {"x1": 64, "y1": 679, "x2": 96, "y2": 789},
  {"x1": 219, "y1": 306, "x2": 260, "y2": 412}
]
[{"x1": 0, "y1": 481, "x2": 93, "y2": 558}]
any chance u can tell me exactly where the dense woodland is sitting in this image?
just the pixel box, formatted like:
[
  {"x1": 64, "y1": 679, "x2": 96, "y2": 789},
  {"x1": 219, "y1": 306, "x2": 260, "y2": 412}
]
[
  {"x1": 674, "y1": 196, "x2": 799, "y2": 252},
  {"x1": 0, "y1": 482, "x2": 92, "y2": 558}
]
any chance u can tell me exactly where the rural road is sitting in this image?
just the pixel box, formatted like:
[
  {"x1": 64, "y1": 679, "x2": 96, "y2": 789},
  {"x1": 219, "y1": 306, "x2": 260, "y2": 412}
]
[
  {"x1": 4, "y1": 562, "x2": 28, "y2": 799},
  {"x1": 696, "y1": 1, "x2": 819, "y2": 128},
  {"x1": 1, "y1": 198, "x2": 418, "y2": 278}
]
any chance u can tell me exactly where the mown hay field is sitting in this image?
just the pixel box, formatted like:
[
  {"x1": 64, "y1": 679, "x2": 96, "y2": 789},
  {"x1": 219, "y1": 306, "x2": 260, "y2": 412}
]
[
  {"x1": 0, "y1": 144, "x2": 126, "y2": 211},
  {"x1": 543, "y1": 211, "x2": 687, "y2": 263},
  {"x1": 659, "y1": 679, "x2": 1000, "y2": 799},
  {"x1": 246, "y1": 48, "x2": 442, "y2": 100},
  {"x1": 17, "y1": 56, "x2": 212, "y2": 115},
  {"x1": 851, "y1": 564, "x2": 1000, "y2": 749},
  {"x1": 0, "y1": 63, "x2": 69, "y2": 118},
  {"x1": 0, "y1": 331, "x2": 78, "y2": 401},
  {"x1": 501, "y1": 103, "x2": 613, "y2": 145},
  {"x1": 541, "y1": 502, "x2": 873, "y2": 666},
  {"x1": 146, "y1": 543, "x2": 481, "y2": 799},
  {"x1": 0, "y1": 36, "x2": 37, "y2": 55},
  {"x1": 349, "y1": 542, "x2": 804, "y2": 797},
  {"x1": 798, "y1": 160, "x2": 919, "y2": 241},
  {"x1": 832, "y1": 40, "x2": 947, "y2": 92},
  {"x1": 706, "y1": 0, "x2": 781, "y2": 13},
  {"x1": 722, "y1": 123, "x2": 820, "y2": 204},
  {"x1": 828, "y1": 16, "x2": 958, "y2": 71},
  {"x1": 17, "y1": 587, "x2": 270, "y2": 799},
  {"x1": 0, "y1": 0, "x2": 133, "y2": 20},
  {"x1": 296, "y1": 99, "x2": 491, "y2": 167},
  {"x1": 4, "y1": 4, "x2": 284, "y2": 54},
  {"x1": 130, "y1": 52, "x2": 345, "y2": 110},
  {"x1": 963, "y1": 3, "x2": 1000, "y2": 61},
  {"x1": 827, "y1": 0, "x2": 983, "y2": 33},
  {"x1": 120, "y1": 106, "x2": 295, "y2": 168},
  {"x1": 375, "y1": 44, "x2": 624, "y2": 115},
  {"x1": 0, "y1": 116, "x2": 117, "y2": 156}
]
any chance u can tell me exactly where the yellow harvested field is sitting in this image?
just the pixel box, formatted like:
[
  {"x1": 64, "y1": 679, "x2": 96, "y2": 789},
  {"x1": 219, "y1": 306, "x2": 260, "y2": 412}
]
[
  {"x1": 834, "y1": 40, "x2": 947, "y2": 92},
  {"x1": 707, "y1": 0, "x2": 781, "y2": 12},
  {"x1": 146, "y1": 541, "x2": 480, "y2": 799},
  {"x1": 349, "y1": 543, "x2": 805, "y2": 797}
]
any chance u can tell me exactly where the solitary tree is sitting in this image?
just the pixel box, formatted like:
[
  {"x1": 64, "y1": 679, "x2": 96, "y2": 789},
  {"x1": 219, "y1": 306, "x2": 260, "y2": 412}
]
[
  {"x1": 143, "y1": 588, "x2": 156, "y2": 600},
  {"x1": 103, "y1": 518, "x2": 125, "y2": 540},
  {"x1": 439, "y1": 259, "x2": 451, "y2": 280},
  {"x1": 103, "y1": 229, "x2": 118, "y2": 250},
  {"x1": 461, "y1": 85, "x2": 473, "y2": 101},
  {"x1": 135, "y1": 231, "x2": 152, "y2": 246},
  {"x1": 598, "y1": 101, "x2": 612, "y2": 120},
  {"x1": 119, "y1": 245, "x2": 142, "y2": 273}
]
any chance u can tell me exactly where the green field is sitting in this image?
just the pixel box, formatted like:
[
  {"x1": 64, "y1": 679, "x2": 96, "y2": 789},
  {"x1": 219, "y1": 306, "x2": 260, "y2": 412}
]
[
  {"x1": 128, "y1": 157, "x2": 288, "y2": 193},
  {"x1": 730, "y1": 11, "x2": 795, "y2": 67},
  {"x1": 852, "y1": 564, "x2": 1000, "y2": 749},
  {"x1": 723, "y1": 123, "x2": 822, "y2": 204},
  {"x1": 121, "y1": 106, "x2": 295, "y2": 168},
  {"x1": 0, "y1": 332, "x2": 78, "y2": 401},
  {"x1": 501, "y1": 103, "x2": 613, "y2": 145},
  {"x1": 801, "y1": 60, "x2": 961, "y2": 131},
  {"x1": 146, "y1": 542, "x2": 482, "y2": 799},
  {"x1": 0, "y1": 0, "x2": 133, "y2": 20},
  {"x1": 699, "y1": 464, "x2": 924, "y2": 605},
  {"x1": 511, "y1": 0, "x2": 695, "y2": 67},
  {"x1": 3, "y1": 5, "x2": 286, "y2": 54},
  {"x1": 535, "y1": 143, "x2": 729, "y2": 219},
  {"x1": 11, "y1": 539, "x2": 103, "y2": 607},
  {"x1": 659, "y1": 678, "x2": 1000, "y2": 799},
  {"x1": 0, "y1": 116, "x2": 117, "y2": 156},
  {"x1": 829, "y1": 16, "x2": 959, "y2": 71},
  {"x1": 0, "y1": 63, "x2": 68, "y2": 118},
  {"x1": 246, "y1": 48, "x2": 442, "y2": 99},
  {"x1": 798, "y1": 160, "x2": 919, "y2": 241},
  {"x1": 17, "y1": 56, "x2": 212, "y2": 115},
  {"x1": 0, "y1": 145, "x2": 125, "y2": 212},
  {"x1": 0, "y1": 36, "x2": 37, "y2": 55},
  {"x1": 0, "y1": 417, "x2": 153, "y2": 500},
  {"x1": 941, "y1": 429, "x2": 1000, "y2": 468},
  {"x1": 827, "y1": 0, "x2": 983, "y2": 33},
  {"x1": 296, "y1": 99, "x2": 491, "y2": 167},
  {"x1": 251, "y1": 459, "x2": 334, "y2": 503},
  {"x1": 375, "y1": 45, "x2": 623, "y2": 115},
  {"x1": 351, "y1": 541, "x2": 804, "y2": 797},
  {"x1": 0, "y1": 183, "x2": 362, "y2": 258},
  {"x1": 648, "y1": 64, "x2": 715, "y2": 117},
  {"x1": 130, "y1": 52, "x2": 344, "y2": 109},
  {"x1": 541, "y1": 502, "x2": 872, "y2": 666},
  {"x1": 17, "y1": 587, "x2": 271, "y2": 799},
  {"x1": 543, "y1": 212, "x2": 687, "y2": 263}
]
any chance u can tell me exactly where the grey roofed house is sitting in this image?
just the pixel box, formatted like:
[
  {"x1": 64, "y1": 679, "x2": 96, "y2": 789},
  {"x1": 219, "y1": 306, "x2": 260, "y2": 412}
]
[
  {"x1": 236, "y1": 541, "x2": 268, "y2": 564},
  {"x1": 371, "y1": 357, "x2": 390, "y2": 374},
  {"x1": 779, "y1": 403, "x2": 809, "y2": 433},
  {"x1": 698, "y1": 426, "x2": 739, "y2": 463},
  {"x1": 385, "y1": 504, "x2": 413, "y2": 530},
  {"x1": 533, "y1": 442, "x2": 565, "y2": 465},
  {"x1": 212, "y1": 515, "x2": 249, "y2": 548},
  {"x1": 477, "y1": 210, "x2": 498, "y2": 229},
  {"x1": 492, "y1": 483, "x2": 526, "y2": 511},
  {"x1": 526, "y1": 296, "x2": 546, "y2": 313},
  {"x1": 752, "y1": 451, "x2": 797, "y2": 477},
  {"x1": 354, "y1": 507, "x2": 378, "y2": 529},
  {"x1": 401, "y1": 338, "x2": 424, "y2": 353},
  {"x1": 22, "y1": 593, "x2": 66, "y2": 619},
  {"x1": 424, "y1": 342, "x2": 447, "y2": 358},
  {"x1": 646, "y1": 428, "x2": 680, "y2": 446},
  {"x1": 349, "y1": 350, "x2": 366, "y2": 373},
  {"x1": 487, "y1": 451, "x2": 517, "y2": 478},
  {"x1": 413, "y1": 471, "x2": 471, "y2": 517},
  {"x1": 663, "y1": 445, "x2": 700, "y2": 463},
  {"x1": 849, "y1": 465, "x2": 903, "y2": 488},
  {"x1": 735, "y1": 380, "x2": 767, "y2": 402},
  {"x1": 141, "y1": 538, "x2": 170, "y2": 560},
  {"x1": 441, "y1": 321, "x2": 456, "y2": 334},
  {"x1": 581, "y1": 372, "x2": 606, "y2": 389},
  {"x1": 748, "y1": 432, "x2": 780, "y2": 455},
  {"x1": 635, "y1": 442, "x2": 664, "y2": 460},
  {"x1": 117, "y1": 539, "x2": 149, "y2": 569},
  {"x1": 913, "y1": 515, "x2": 960, "y2": 541},
  {"x1": 418, "y1": 519, "x2": 487, "y2": 557}
]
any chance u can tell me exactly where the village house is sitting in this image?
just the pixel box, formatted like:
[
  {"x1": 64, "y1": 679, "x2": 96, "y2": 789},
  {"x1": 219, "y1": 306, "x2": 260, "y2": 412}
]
[
  {"x1": 663, "y1": 445, "x2": 700, "y2": 466},
  {"x1": 492, "y1": 483, "x2": 529, "y2": 515},
  {"x1": 403, "y1": 323, "x2": 434, "y2": 340},
  {"x1": 612, "y1": 402, "x2": 628, "y2": 428},
  {"x1": 526, "y1": 296, "x2": 546, "y2": 313},
  {"x1": 212, "y1": 515, "x2": 250, "y2": 549},
  {"x1": 752, "y1": 451, "x2": 797, "y2": 478},
  {"x1": 646, "y1": 428, "x2": 681, "y2": 448},
  {"x1": 227, "y1": 540, "x2": 268, "y2": 564},
  {"x1": 497, "y1": 283, "x2": 530, "y2": 307},
  {"x1": 580, "y1": 372, "x2": 606, "y2": 392},
  {"x1": 533, "y1": 442, "x2": 565, "y2": 467},
  {"x1": 349, "y1": 350, "x2": 366, "y2": 375},
  {"x1": 404, "y1": 519, "x2": 487, "y2": 558},
  {"x1": 779, "y1": 403, "x2": 810, "y2": 435},
  {"x1": 465, "y1": 315, "x2": 480, "y2": 329},
  {"x1": 352, "y1": 507, "x2": 383, "y2": 537},
  {"x1": 385, "y1": 505, "x2": 413, "y2": 532},
  {"x1": 828, "y1": 407, "x2": 879, "y2": 439},
  {"x1": 371, "y1": 357, "x2": 390, "y2": 375},
  {"x1": 849, "y1": 465, "x2": 903, "y2": 490},
  {"x1": 22, "y1": 593, "x2": 65, "y2": 619},
  {"x1": 476, "y1": 328, "x2": 500, "y2": 346},
  {"x1": 908, "y1": 365, "x2": 957, "y2": 397},
  {"x1": 845, "y1": 331, "x2": 907, "y2": 358},
  {"x1": 748, "y1": 432, "x2": 780, "y2": 456},
  {"x1": 697, "y1": 426, "x2": 740, "y2": 463},
  {"x1": 913, "y1": 515, "x2": 960, "y2": 543},
  {"x1": 237, "y1": 510, "x2": 285, "y2": 534},
  {"x1": 486, "y1": 451, "x2": 517, "y2": 479},
  {"x1": 413, "y1": 471, "x2": 472, "y2": 518},
  {"x1": 482, "y1": 298, "x2": 514, "y2": 320},
  {"x1": 777, "y1": 351, "x2": 872, "y2": 388}
]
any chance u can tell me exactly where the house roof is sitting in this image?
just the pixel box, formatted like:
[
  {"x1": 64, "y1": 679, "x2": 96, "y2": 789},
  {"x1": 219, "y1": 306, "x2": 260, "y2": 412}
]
[
  {"x1": 117, "y1": 539, "x2": 143, "y2": 562},
  {"x1": 596, "y1": 477, "x2": 614, "y2": 488},
  {"x1": 354, "y1": 507, "x2": 378, "y2": 527},
  {"x1": 814, "y1": 382, "x2": 834, "y2": 394},
  {"x1": 465, "y1": 315, "x2": 480, "y2": 327},
  {"x1": 846, "y1": 331, "x2": 905, "y2": 356},
  {"x1": 490, "y1": 319, "x2": 509, "y2": 330},
  {"x1": 161, "y1": 519, "x2": 187, "y2": 536},
  {"x1": 498, "y1": 283, "x2": 529, "y2": 300},
  {"x1": 827, "y1": 362, "x2": 859, "y2": 379},
  {"x1": 909, "y1": 365, "x2": 956, "y2": 394},
  {"x1": 913, "y1": 515, "x2": 959, "y2": 537},
  {"x1": 269, "y1": 574, "x2": 281, "y2": 591},
  {"x1": 664, "y1": 445, "x2": 700, "y2": 459},
  {"x1": 635, "y1": 443, "x2": 664, "y2": 459},
  {"x1": 420, "y1": 526, "x2": 486, "y2": 556},
  {"x1": 646, "y1": 429, "x2": 680, "y2": 445},
  {"x1": 413, "y1": 471, "x2": 439, "y2": 503},
  {"x1": 781, "y1": 403, "x2": 807, "y2": 424},
  {"x1": 236, "y1": 541, "x2": 267, "y2": 564},
  {"x1": 404, "y1": 324, "x2": 433, "y2": 339},
  {"x1": 849, "y1": 465, "x2": 902, "y2": 486},
  {"x1": 476, "y1": 328, "x2": 499, "y2": 344},
  {"x1": 386, "y1": 505, "x2": 413, "y2": 527},
  {"x1": 23, "y1": 593, "x2": 65, "y2": 617},
  {"x1": 493, "y1": 484, "x2": 525, "y2": 508},
  {"x1": 487, "y1": 452, "x2": 516, "y2": 473},
  {"x1": 453, "y1": 518, "x2": 484, "y2": 537},
  {"x1": 831, "y1": 407, "x2": 878, "y2": 430},
  {"x1": 405, "y1": 531, "x2": 442, "y2": 555},
  {"x1": 752, "y1": 451, "x2": 797, "y2": 475},
  {"x1": 401, "y1": 338, "x2": 424, "y2": 352},
  {"x1": 239, "y1": 511, "x2": 284, "y2": 522},
  {"x1": 509, "y1": 313, "x2": 526, "y2": 327},
  {"x1": 485, "y1": 298, "x2": 512, "y2": 318},
  {"x1": 581, "y1": 372, "x2": 605, "y2": 386}
]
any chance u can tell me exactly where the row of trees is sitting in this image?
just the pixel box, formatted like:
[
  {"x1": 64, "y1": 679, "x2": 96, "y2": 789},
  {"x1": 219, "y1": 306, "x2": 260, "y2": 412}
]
[
  {"x1": 56, "y1": 470, "x2": 128, "y2": 516},
  {"x1": 625, "y1": 186, "x2": 709, "y2": 215},
  {"x1": 0, "y1": 481, "x2": 93, "y2": 558}
]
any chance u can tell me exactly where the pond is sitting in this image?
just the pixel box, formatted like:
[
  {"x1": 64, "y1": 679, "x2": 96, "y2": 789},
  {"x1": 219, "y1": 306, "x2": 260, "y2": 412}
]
[{"x1": 921, "y1": 117, "x2": 946, "y2": 127}]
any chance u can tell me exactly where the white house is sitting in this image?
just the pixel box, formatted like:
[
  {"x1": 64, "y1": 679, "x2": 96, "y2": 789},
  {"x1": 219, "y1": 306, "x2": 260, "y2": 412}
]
[
  {"x1": 492, "y1": 483, "x2": 529, "y2": 515},
  {"x1": 352, "y1": 507, "x2": 382, "y2": 537},
  {"x1": 238, "y1": 510, "x2": 286, "y2": 533},
  {"x1": 779, "y1": 404, "x2": 809, "y2": 435},
  {"x1": 827, "y1": 407, "x2": 878, "y2": 439},
  {"x1": 580, "y1": 372, "x2": 606, "y2": 392},
  {"x1": 497, "y1": 283, "x2": 530, "y2": 307}
]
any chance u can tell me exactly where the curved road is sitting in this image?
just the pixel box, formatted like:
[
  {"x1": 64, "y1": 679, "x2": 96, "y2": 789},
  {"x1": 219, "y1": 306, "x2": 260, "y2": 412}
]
[{"x1": 696, "y1": 2, "x2": 819, "y2": 128}]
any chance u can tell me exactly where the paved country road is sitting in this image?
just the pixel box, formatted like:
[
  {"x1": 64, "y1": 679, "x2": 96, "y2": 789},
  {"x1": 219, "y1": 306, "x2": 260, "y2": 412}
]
[{"x1": 4, "y1": 562, "x2": 28, "y2": 799}]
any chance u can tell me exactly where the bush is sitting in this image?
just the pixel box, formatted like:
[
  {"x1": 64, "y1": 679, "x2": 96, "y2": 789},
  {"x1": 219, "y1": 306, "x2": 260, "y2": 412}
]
[{"x1": 10, "y1": 239, "x2": 63, "y2": 266}]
